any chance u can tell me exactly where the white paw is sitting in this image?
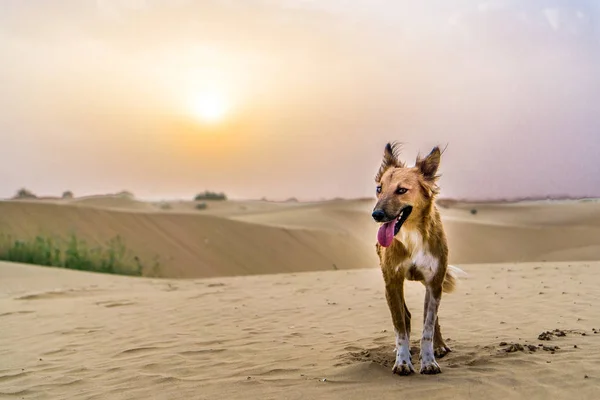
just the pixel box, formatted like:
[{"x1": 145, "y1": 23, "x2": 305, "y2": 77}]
[
  {"x1": 420, "y1": 340, "x2": 441, "y2": 374},
  {"x1": 392, "y1": 345, "x2": 414, "y2": 375},
  {"x1": 420, "y1": 359, "x2": 441, "y2": 374}
]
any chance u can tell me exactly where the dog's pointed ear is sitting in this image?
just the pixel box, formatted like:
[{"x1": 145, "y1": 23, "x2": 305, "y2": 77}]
[
  {"x1": 375, "y1": 142, "x2": 405, "y2": 182},
  {"x1": 416, "y1": 146, "x2": 441, "y2": 180}
]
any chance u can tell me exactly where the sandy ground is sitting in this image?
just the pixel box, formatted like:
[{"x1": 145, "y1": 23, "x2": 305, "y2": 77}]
[
  {"x1": 1, "y1": 196, "x2": 600, "y2": 399},
  {"x1": 1, "y1": 261, "x2": 599, "y2": 399}
]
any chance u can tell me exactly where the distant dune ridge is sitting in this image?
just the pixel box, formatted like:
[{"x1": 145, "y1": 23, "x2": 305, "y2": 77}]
[
  {"x1": 1, "y1": 195, "x2": 600, "y2": 278},
  {"x1": 0, "y1": 196, "x2": 377, "y2": 278},
  {"x1": 1, "y1": 195, "x2": 600, "y2": 399}
]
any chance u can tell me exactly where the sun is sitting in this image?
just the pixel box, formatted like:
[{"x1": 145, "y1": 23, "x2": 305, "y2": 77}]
[{"x1": 189, "y1": 90, "x2": 230, "y2": 124}]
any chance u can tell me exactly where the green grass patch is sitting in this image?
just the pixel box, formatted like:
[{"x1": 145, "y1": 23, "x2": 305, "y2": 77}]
[{"x1": 0, "y1": 234, "x2": 159, "y2": 277}]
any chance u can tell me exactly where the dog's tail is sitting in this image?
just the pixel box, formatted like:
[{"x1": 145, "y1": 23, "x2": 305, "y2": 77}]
[{"x1": 442, "y1": 265, "x2": 468, "y2": 293}]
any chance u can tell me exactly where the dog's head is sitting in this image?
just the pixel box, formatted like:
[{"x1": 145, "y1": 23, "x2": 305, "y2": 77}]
[{"x1": 372, "y1": 142, "x2": 442, "y2": 247}]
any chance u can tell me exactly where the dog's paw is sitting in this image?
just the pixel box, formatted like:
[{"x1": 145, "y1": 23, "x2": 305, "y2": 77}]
[
  {"x1": 392, "y1": 343, "x2": 415, "y2": 375},
  {"x1": 420, "y1": 360, "x2": 442, "y2": 375},
  {"x1": 420, "y1": 340, "x2": 442, "y2": 374},
  {"x1": 434, "y1": 345, "x2": 452, "y2": 359},
  {"x1": 392, "y1": 359, "x2": 415, "y2": 376}
]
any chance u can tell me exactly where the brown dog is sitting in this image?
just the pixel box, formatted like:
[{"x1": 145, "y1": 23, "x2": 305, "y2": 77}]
[{"x1": 372, "y1": 142, "x2": 463, "y2": 375}]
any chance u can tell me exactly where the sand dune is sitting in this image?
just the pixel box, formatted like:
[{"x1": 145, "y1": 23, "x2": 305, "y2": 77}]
[
  {"x1": 69, "y1": 195, "x2": 158, "y2": 212},
  {"x1": 2, "y1": 197, "x2": 600, "y2": 279},
  {"x1": 1, "y1": 261, "x2": 599, "y2": 399},
  {"x1": 0, "y1": 200, "x2": 375, "y2": 278}
]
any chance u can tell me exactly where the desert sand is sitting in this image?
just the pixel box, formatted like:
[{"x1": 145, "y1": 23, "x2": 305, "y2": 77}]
[{"x1": 1, "y1": 196, "x2": 600, "y2": 399}]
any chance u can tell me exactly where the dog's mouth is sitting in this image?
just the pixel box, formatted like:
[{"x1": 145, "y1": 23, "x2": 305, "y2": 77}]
[{"x1": 376, "y1": 206, "x2": 413, "y2": 248}]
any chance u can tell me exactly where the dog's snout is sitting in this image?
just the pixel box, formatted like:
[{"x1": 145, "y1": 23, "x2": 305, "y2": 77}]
[{"x1": 372, "y1": 209, "x2": 386, "y2": 222}]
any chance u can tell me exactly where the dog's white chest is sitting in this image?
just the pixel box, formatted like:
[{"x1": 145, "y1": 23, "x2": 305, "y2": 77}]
[
  {"x1": 399, "y1": 230, "x2": 424, "y2": 256},
  {"x1": 398, "y1": 229, "x2": 439, "y2": 280}
]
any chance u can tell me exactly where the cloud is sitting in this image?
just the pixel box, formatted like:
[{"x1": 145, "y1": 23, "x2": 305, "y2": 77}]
[
  {"x1": 544, "y1": 7, "x2": 561, "y2": 30},
  {"x1": 478, "y1": 0, "x2": 508, "y2": 13}
]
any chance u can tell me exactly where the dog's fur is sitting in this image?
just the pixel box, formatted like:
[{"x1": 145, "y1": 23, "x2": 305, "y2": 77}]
[{"x1": 373, "y1": 142, "x2": 462, "y2": 375}]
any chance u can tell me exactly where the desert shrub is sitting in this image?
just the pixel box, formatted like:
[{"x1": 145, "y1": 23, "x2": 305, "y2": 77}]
[
  {"x1": 195, "y1": 202, "x2": 208, "y2": 210},
  {"x1": 470, "y1": 209, "x2": 478, "y2": 215},
  {"x1": 158, "y1": 202, "x2": 172, "y2": 210},
  {"x1": 116, "y1": 190, "x2": 135, "y2": 199},
  {"x1": 14, "y1": 188, "x2": 37, "y2": 199},
  {"x1": 0, "y1": 234, "x2": 153, "y2": 276},
  {"x1": 194, "y1": 191, "x2": 227, "y2": 201},
  {"x1": 62, "y1": 191, "x2": 74, "y2": 199}
]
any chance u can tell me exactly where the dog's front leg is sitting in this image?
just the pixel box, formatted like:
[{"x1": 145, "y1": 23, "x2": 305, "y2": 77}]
[
  {"x1": 384, "y1": 278, "x2": 414, "y2": 375},
  {"x1": 420, "y1": 286, "x2": 442, "y2": 374}
]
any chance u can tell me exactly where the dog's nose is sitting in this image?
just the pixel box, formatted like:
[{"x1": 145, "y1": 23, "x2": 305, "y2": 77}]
[{"x1": 372, "y1": 209, "x2": 386, "y2": 222}]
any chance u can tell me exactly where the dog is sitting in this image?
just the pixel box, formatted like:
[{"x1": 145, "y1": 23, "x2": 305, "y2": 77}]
[{"x1": 372, "y1": 142, "x2": 463, "y2": 375}]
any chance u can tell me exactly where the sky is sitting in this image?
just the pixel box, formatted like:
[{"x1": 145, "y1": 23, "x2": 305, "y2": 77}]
[{"x1": 1, "y1": 0, "x2": 600, "y2": 201}]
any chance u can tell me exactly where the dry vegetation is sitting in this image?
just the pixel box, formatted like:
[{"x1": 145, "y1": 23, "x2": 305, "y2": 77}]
[
  {"x1": 0, "y1": 233, "x2": 159, "y2": 276},
  {"x1": 13, "y1": 188, "x2": 37, "y2": 199},
  {"x1": 194, "y1": 190, "x2": 227, "y2": 201}
]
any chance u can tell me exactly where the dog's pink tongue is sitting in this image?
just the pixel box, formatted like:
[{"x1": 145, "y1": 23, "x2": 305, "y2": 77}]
[{"x1": 377, "y1": 220, "x2": 396, "y2": 247}]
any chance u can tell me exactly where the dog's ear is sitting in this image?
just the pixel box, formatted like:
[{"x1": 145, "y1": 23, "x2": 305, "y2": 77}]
[
  {"x1": 416, "y1": 146, "x2": 441, "y2": 181},
  {"x1": 375, "y1": 142, "x2": 405, "y2": 182}
]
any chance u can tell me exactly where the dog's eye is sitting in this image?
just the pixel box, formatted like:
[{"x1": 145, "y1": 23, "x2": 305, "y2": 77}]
[
  {"x1": 376, "y1": 186, "x2": 382, "y2": 194},
  {"x1": 395, "y1": 187, "x2": 407, "y2": 195}
]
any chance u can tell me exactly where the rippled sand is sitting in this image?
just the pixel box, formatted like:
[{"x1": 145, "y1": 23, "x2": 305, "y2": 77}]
[{"x1": 1, "y1": 261, "x2": 599, "y2": 399}]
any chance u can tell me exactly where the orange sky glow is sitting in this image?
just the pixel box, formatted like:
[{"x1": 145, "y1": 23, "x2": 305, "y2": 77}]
[{"x1": 1, "y1": 0, "x2": 599, "y2": 201}]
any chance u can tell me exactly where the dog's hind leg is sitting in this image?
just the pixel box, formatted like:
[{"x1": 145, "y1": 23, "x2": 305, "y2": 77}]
[
  {"x1": 404, "y1": 302, "x2": 411, "y2": 337},
  {"x1": 433, "y1": 318, "x2": 451, "y2": 358},
  {"x1": 420, "y1": 285, "x2": 442, "y2": 374},
  {"x1": 384, "y1": 278, "x2": 414, "y2": 375}
]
